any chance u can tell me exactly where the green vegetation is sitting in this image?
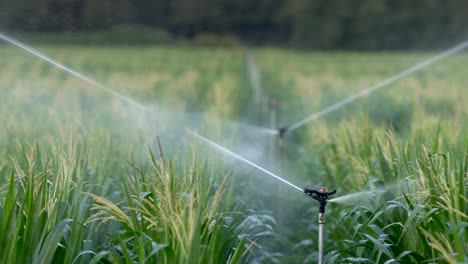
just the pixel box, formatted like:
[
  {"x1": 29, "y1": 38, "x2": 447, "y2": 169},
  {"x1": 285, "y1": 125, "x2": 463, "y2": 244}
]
[{"x1": 0, "y1": 44, "x2": 466, "y2": 263}]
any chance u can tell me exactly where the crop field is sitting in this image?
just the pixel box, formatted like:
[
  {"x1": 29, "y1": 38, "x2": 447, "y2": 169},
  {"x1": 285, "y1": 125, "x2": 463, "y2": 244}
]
[{"x1": 0, "y1": 43, "x2": 467, "y2": 263}]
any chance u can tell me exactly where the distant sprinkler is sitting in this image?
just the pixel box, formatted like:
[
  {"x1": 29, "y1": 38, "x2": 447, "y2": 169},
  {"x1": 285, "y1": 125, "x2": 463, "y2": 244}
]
[
  {"x1": 277, "y1": 124, "x2": 288, "y2": 139},
  {"x1": 304, "y1": 187, "x2": 337, "y2": 264},
  {"x1": 268, "y1": 98, "x2": 289, "y2": 139},
  {"x1": 270, "y1": 98, "x2": 288, "y2": 139},
  {"x1": 269, "y1": 98, "x2": 287, "y2": 139}
]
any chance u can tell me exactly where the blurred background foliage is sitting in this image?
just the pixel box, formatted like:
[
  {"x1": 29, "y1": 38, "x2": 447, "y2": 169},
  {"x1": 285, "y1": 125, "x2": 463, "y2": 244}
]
[{"x1": 2, "y1": 0, "x2": 468, "y2": 49}]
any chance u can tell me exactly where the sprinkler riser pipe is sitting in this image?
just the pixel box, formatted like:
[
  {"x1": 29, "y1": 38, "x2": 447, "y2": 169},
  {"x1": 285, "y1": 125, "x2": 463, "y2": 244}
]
[{"x1": 318, "y1": 212, "x2": 325, "y2": 264}]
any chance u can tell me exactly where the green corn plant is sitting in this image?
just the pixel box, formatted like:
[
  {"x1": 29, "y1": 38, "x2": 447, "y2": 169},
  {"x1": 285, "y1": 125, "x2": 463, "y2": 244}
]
[
  {"x1": 85, "y1": 147, "x2": 250, "y2": 264},
  {"x1": 324, "y1": 126, "x2": 467, "y2": 263}
]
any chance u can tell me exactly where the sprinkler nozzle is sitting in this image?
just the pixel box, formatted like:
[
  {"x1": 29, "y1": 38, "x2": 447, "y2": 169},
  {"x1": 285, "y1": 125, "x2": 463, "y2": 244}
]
[
  {"x1": 304, "y1": 187, "x2": 336, "y2": 213},
  {"x1": 278, "y1": 125, "x2": 288, "y2": 138}
]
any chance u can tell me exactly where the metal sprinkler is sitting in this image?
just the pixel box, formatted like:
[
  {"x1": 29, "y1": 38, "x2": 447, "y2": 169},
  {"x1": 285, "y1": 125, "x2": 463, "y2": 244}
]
[
  {"x1": 304, "y1": 187, "x2": 336, "y2": 264},
  {"x1": 277, "y1": 124, "x2": 288, "y2": 139}
]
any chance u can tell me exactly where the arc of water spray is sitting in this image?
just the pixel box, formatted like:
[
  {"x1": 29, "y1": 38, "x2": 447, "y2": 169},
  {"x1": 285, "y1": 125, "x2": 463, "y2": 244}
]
[
  {"x1": 328, "y1": 180, "x2": 415, "y2": 204},
  {"x1": 187, "y1": 130, "x2": 303, "y2": 192},
  {"x1": 0, "y1": 33, "x2": 152, "y2": 114},
  {"x1": 0, "y1": 32, "x2": 298, "y2": 192},
  {"x1": 0, "y1": 33, "x2": 279, "y2": 136},
  {"x1": 287, "y1": 39, "x2": 468, "y2": 132},
  {"x1": 328, "y1": 188, "x2": 387, "y2": 204}
]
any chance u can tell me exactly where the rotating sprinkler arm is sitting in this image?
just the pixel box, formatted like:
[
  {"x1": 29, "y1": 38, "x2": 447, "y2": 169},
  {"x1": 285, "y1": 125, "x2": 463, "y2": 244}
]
[{"x1": 304, "y1": 187, "x2": 336, "y2": 212}]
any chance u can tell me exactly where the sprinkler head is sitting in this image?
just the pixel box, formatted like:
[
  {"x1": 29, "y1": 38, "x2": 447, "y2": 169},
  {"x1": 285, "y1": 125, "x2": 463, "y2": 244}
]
[
  {"x1": 277, "y1": 125, "x2": 288, "y2": 138},
  {"x1": 304, "y1": 187, "x2": 336, "y2": 213}
]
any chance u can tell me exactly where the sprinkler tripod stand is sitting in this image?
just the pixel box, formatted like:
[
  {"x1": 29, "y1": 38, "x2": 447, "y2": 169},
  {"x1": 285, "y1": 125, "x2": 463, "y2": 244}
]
[{"x1": 304, "y1": 187, "x2": 336, "y2": 264}]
